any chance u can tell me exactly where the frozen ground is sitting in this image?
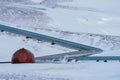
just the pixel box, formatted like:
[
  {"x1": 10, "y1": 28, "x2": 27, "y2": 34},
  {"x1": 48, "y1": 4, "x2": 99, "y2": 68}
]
[
  {"x1": 0, "y1": 62, "x2": 120, "y2": 80},
  {"x1": 0, "y1": 0, "x2": 120, "y2": 80}
]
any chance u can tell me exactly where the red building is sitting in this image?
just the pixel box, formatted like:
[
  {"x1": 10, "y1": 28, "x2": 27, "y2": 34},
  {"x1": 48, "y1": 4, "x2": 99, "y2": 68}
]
[{"x1": 12, "y1": 48, "x2": 35, "y2": 64}]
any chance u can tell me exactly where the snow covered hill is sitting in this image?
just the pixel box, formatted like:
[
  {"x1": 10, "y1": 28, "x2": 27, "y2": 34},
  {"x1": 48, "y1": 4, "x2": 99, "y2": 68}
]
[
  {"x1": 0, "y1": 0, "x2": 120, "y2": 52},
  {"x1": 0, "y1": 0, "x2": 120, "y2": 80}
]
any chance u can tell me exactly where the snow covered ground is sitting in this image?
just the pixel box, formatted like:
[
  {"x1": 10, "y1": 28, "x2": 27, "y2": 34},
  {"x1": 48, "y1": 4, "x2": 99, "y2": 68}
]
[
  {"x1": 38, "y1": 0, "x2": 120, "y2": 35},
  {"x1": 0, "y1": 62, "x2": 120, "y2": 80},
  {"x1": 0, "y1": 0, "x2": 120, "y2": 80}
]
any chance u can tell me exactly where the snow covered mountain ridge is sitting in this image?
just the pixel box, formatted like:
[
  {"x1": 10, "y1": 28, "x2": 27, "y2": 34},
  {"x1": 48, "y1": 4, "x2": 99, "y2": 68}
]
[{"x1": 0, "y1": 0, "x2": 120, "y2": 52}]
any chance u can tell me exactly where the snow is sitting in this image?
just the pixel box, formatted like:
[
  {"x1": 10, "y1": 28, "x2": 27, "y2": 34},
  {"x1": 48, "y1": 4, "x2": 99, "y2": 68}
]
[
  {"x1": 31, "y1": 0, "x2": 44, "y2": 3},
  {"x1": 0, "y1": 0, "x2": 120, "y2": 80},
  {"x1": 0, "y1": 32, "x2": 72, "y2": 62},
  {"x1": 0, "y1": 62, "x2": 120, "y2": 80},
  {"x1": 38, "y1": 0, "x2": 120, "y2": 35}
]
